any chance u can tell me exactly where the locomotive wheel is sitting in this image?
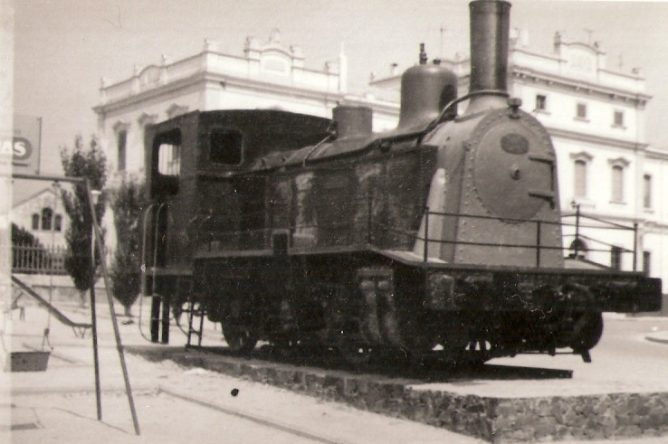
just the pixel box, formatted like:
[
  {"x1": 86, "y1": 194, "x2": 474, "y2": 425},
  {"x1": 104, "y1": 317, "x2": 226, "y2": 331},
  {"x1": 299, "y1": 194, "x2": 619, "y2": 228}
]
[
  {"x1": 272, "y1": 337, "x2": 301, "y2": 359},
  {"x1": 337, "y1": 339, "x2": 373, "y2": 366},
  {"x1": 222, "y1": 322, "x2": 258, "y2": 354},
  {"x1": 570, "y1": 312, "x2": 604, "y2": 352}
]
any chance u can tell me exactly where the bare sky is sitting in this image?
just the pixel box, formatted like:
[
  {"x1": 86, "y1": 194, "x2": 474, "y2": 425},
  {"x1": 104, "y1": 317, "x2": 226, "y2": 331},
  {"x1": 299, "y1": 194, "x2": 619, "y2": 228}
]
[{"x1": 12, "y1": 0, "x2": 668, "y2": 178}]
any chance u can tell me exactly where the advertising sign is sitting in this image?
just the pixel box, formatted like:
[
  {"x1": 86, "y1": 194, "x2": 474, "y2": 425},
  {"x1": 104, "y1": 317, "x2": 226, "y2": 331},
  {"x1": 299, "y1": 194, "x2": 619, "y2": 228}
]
[{"x1": 10, "y1": 114, "x2": 41, "y2": 175}]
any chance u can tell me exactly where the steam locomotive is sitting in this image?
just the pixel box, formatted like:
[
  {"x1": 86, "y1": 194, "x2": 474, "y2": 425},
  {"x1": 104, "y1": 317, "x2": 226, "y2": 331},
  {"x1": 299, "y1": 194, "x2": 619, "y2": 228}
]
[{"x1": 142, "y1": 0, "x2": 661, "y2": 364}]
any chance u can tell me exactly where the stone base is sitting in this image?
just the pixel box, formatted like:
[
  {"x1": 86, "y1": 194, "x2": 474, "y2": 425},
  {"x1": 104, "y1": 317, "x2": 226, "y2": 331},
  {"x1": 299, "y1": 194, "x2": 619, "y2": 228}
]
[{"x1": 126, "y1": 346, "x2": 668, "y2": 443}]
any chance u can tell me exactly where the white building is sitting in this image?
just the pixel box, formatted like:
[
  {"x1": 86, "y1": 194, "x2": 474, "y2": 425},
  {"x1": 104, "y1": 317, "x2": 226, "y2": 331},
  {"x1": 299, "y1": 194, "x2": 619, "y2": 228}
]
[
  {"x1": 95, "y1": 29, "x2": 667, "y2": 301},
  {"x1": 93, "y1": 30, "x2": 398, "y2": 183},
  {"x1": 11, "y1": 187, "x2": 68, "y2": 248}
]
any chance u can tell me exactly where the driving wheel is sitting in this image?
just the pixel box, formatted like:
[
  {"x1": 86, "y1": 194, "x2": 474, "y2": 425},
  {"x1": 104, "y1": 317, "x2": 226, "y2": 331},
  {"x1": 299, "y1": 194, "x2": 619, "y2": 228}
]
[{"x1": 222, "y1": 322, "x2": 258, "y2": 354}]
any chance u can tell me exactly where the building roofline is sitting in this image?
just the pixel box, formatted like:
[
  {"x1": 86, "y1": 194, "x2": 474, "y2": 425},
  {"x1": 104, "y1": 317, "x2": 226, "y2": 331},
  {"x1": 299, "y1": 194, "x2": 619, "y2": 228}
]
[
  {"x1": 512, "y1": 68, "x2": 651, "y2": 104},
  {"x1": 646, "y1": 147, "x2": 668, "y2": 160},
  {"x1": 101, "y1": 46, "x2": 338, "y2": 96},
  {"x1": 546, "y1": 126, "x2": 648, "y2": 151},
  {"x1": 95, "y1": 70, "x2": 396, "y2": 117},
  {"x1": 95, "y1": 71, "x2": 347, "y2": 115},
  {"x1": 12, "y1": 187, "x2": 57, "y2": 209}
]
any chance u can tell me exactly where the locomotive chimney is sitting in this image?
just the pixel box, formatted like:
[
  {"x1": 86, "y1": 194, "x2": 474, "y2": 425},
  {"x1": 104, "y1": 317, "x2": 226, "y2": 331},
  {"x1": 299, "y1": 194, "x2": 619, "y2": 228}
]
[{"x1": 467, "y1": 0, "x2": 511, "y2": 113}]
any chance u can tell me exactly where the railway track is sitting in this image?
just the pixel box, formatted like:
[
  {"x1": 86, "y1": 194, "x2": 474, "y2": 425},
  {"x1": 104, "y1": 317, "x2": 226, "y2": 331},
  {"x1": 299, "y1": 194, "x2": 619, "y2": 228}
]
[{"x1": 158, "y1": 386, "x2": 350, "y2": 444}]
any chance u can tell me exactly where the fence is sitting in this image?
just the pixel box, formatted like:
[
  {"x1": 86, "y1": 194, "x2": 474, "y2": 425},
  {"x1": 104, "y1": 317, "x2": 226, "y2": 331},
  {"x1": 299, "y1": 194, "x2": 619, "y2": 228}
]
[{"x1": 11, "y1": 242, "x2": 113, "y2": 275}]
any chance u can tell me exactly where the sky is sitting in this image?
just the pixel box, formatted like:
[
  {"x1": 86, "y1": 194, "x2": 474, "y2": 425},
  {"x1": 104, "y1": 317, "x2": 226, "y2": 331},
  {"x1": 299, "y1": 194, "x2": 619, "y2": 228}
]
[{"x1": 11, "y1": 0, "x2": 668, "y2": 183}]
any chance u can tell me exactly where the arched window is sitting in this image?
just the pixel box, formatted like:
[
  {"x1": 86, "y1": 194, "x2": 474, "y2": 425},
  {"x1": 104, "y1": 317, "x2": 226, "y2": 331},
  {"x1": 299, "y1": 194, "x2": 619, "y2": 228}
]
[
  {"x1": 574, "y1": 160, "x2": 587, "y2": 198},
  {"x1": 41, "y1": 207, "x2": 53, "y2": 231},
  {"x1": 31, "y1": 214, "x2": 39, "y2": 230},
  {"x1": 54, "y1": 214, "x2": 63, "y2": 232},
  {"x1": 611, "y1": 165, "x2": 624, "y2": 203}
]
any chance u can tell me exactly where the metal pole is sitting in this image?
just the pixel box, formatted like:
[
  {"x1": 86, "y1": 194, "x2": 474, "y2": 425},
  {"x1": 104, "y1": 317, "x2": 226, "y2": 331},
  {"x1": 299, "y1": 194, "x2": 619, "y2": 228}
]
[
  {"x1": 161, "y1": 294, "x2": 170, "y2": 344},
  {"x1": 574, "y1": 204, "x2": 580, "y2": 258},
  {"x1": 535, "y1": 220, "x2": 542, "y2": 268},
  {"x1": 150, "y1": 296, "x2": 160, "y2": 343},
  {"x1": 632, "y1": 222, "x2": 638, "y2": 272},
  {"x1": 423, "y1": 207, "x2": 430, "y2": 263},
  {"x1": 89, "y1": 191, "x2": 102, "y2": 421},
  {"x1": 151, "y1": 203, "x2": 165, "y2": 343},
  {"x1": 367, "y1": 192, "x2": 373, "y2": 245},
  {"x1": 85, "y1": 180, "x2": 141, "y2": 435}
]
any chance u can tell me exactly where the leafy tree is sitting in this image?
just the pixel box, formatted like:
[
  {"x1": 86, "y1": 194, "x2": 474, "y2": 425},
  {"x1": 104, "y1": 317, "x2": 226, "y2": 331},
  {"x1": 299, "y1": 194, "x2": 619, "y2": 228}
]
[
  {"x1": 60, "y1": 135, "x2": 107, "y2": 306},
  {"x1": 11, "y1": 223, "x2": 49, "y2": 272},
  {"x1": 109, "y1": 176, "x2": 146, "y2": 317},
  {"x1": 11, "y1": 223, "x2": 42, "y2": 245}
]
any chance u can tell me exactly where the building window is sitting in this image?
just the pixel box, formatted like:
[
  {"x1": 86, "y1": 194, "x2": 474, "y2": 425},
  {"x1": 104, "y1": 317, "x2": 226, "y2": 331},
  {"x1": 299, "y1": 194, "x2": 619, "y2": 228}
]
[
  {"x1": 41, "y1": 207, "x2": 53, "y2": 231},
  {"x1": 156, "y1": 130, "x2": 182, "y2": 177},
  {"x1": 610, "y1": 246, "x2": 622, "y2": 271},
  {"x1": 576, "y1": 103, "x2": 588, "y2": 120},
  {"x1": 643, "y1": 251, "x2": 651, "y2": 275},
  {"x1": 31, "y1": 214, "x2": 39, "y2": 230},
  {"x1": 643, "y1": 174, "x2": 652, "y2": 208},
  {"x1": 613, "y1": 110, "x2": 624, "y2": 127},
  {"x1": 611, "y1": 165, "x2": 624, "y2": 203},
  {"x1": 117, "y1": 129, "x2": 127, "y2": 172},
  {"x1": 54, "y1": 214, "x2": 62, "y2": 232},
  {"x1": 158, "y1": 143, "x2": 181, "y2": 177},
  {"x1": 535, "y1": 94, "x2": 547, "y2": 112},
  {"x1": 574, "y1": 159, "x2": 587, "y2": 198}
]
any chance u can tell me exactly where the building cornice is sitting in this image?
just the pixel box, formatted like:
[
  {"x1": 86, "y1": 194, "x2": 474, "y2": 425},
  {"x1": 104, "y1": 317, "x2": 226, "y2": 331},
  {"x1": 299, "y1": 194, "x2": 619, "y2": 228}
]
[
  {"x1": 370, "y1": 65, "x2": 649, "y2": 107},
  {"x1": 646, "y1": 148, "x2": 668, "y2": 161},
  {"x1": 206, "y1": 72, "x2": 345, "y2": 103},
  {"x1": 546, "y1": 126, "x2": 648, "y2": 151},
  {"x1": 95, "y1": 70, "x2": 398, "y2": 118},
  {"x1": 93, "y1": 75, "x2": 205, "y2": 116},
  {"x1": 95, "y1": 71, "x2": 345, "y2": 116},
  {"x1": 512, "y1": 68, "x2": 651, "y2": 106}
]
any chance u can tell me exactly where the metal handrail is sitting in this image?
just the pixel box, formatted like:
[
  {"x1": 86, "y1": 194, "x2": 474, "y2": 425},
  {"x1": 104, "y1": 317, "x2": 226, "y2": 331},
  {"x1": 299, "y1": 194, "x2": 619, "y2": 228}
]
[{"x1": 175, "y1": 191, "x2": 639, "y2": 271}]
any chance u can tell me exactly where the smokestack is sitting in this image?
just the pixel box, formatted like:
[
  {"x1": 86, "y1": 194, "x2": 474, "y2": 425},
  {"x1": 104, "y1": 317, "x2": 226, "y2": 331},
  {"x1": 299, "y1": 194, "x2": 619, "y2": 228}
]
[{"x1": 468, "y1": 0, "x2": 511, "y2": 111}]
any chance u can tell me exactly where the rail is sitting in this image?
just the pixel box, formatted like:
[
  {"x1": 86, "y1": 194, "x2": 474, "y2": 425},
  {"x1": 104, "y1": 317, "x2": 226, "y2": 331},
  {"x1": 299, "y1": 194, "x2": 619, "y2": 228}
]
[
  {"x1": 183, "y1": 193, "x2": 639, "y2": 271},
  {"x1": 10, "y1": 242, "x2": 112, "y2": 275}
]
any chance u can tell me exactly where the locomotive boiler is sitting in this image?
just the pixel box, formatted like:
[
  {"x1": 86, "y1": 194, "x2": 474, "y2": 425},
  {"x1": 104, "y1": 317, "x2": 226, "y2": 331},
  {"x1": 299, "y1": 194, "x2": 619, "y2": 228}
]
[{"x1": 142, "y1": 0, "x2": 661, "y2": 364}]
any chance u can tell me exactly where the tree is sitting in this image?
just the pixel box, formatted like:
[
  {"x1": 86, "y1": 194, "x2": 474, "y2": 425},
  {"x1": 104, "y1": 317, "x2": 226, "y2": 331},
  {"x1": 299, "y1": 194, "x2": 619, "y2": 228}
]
[
  {"x1": 11, "y1": 223, "x2": 49, "y2": 273},
  {"x1": 109, "y1": 176, "x2": 146, "y2": 317},
  {"x1": 60, "y1": 135, "x2": 107, "y2": 306},
  {"x1": 11, "y1": 222, "x2": 41, "y2": 245}
]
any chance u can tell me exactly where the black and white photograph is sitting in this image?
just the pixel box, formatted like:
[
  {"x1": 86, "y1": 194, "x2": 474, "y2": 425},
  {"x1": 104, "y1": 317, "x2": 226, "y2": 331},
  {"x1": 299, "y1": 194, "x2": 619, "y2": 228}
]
[{"x1": 1, "y1": 1, "x2": 667, "y2": 443}]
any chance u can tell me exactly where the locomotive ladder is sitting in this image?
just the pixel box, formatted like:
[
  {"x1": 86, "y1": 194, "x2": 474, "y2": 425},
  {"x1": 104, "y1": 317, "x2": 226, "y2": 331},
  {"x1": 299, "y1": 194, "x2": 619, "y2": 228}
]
[{"x1": 179, "y1": 277, "x2": 205, "y2": 348}]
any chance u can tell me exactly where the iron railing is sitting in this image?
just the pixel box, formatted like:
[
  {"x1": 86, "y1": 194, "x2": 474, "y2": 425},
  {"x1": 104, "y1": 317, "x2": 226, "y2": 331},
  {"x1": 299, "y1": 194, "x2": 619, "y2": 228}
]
[
  {"x1": 182, "y1": 194, "x2": 639, "y2": 271},
  {"x1": 11, "y1": 242, "x2": 113, "y2": 275}
]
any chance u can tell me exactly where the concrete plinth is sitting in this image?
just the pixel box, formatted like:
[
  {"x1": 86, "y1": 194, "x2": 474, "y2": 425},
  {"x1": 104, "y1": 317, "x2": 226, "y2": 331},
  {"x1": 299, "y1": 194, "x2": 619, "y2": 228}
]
[{"x1": 126, "y1": 346, "x2": 668, "y2": 443}]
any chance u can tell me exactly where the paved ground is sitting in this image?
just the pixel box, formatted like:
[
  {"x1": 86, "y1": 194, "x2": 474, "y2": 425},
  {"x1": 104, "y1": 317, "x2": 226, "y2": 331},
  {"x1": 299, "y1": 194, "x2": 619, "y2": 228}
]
[{"x1": 2, "y1": 299, "x2": 668, "y2": 444}]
